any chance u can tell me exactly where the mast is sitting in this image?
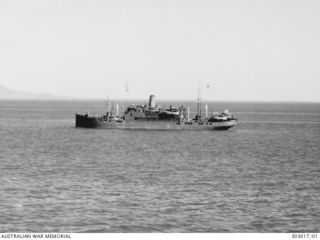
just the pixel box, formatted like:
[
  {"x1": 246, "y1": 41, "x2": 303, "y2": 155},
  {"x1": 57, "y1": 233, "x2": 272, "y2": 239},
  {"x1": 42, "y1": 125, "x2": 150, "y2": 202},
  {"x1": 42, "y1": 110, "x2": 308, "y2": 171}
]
[
  {"x1": 197, "y1": 99, "x2": 201, "y2": 121},
  {"x1": 116, "y1": 104, "x2": 119, "y2": 116},
  {"x1": 106, "y1": 96, "x2": 111, "y2": 121},
  {"x1": 196, "y1": 81, "x2": 202, "y2": 121},
  {"x1": 187, "y1": 106, "x2": 190, "y2": 121},
  {"x1": 110, "y1": 100, "x2": 114, "y2": 116},
  {"x1": 205, "y1": 104, "x2": 208, "y2": 118}
]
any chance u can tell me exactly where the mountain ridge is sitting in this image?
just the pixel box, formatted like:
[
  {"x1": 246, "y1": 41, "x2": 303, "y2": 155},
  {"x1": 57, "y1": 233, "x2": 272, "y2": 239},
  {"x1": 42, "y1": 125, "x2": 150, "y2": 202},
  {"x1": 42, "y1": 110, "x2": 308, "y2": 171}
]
[{"x1": 0, "y1": 84, "x2": 75, "y2": 100}]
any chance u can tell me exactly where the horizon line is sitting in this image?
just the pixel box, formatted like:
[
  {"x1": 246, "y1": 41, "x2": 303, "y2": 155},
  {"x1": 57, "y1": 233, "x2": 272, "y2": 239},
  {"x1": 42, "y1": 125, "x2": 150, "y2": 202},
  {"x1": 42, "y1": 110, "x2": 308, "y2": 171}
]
[{"x1": 1, "y1": 98, "x2": 319, "y2": 104}]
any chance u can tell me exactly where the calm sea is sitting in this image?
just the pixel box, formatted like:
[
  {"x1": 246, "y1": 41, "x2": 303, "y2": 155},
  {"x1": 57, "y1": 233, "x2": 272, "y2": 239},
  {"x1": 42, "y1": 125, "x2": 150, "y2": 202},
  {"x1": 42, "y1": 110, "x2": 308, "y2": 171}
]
[{"x1": 0, "y1": 100, "x2": 319, "y2": 232}]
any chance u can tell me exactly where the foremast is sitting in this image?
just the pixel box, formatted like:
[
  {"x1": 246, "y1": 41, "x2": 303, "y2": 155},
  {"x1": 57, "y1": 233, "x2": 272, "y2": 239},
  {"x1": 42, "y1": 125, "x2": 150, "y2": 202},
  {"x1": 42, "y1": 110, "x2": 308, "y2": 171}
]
[{"x1": 196, "y1": 81, "x2": 202, "y2": 122}]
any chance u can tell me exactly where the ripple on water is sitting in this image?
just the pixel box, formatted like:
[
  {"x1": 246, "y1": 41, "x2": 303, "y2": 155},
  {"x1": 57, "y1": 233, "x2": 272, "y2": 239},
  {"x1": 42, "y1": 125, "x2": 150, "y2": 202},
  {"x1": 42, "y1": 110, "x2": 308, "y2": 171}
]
[{"x1": 0, "y1": 101, "x2": 319, "y2": 232}]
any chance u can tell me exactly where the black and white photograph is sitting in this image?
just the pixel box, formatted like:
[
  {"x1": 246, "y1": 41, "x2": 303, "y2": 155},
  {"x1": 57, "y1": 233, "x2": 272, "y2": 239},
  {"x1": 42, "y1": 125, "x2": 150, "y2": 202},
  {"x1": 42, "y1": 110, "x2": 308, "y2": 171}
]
[{"x1": 0, "y1": 0, "x2": 319, "y2": 238}]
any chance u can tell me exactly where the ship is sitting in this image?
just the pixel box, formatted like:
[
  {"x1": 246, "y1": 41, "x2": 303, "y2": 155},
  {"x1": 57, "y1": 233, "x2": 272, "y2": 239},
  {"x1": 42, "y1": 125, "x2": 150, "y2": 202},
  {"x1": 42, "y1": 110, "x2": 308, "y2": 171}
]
[{"x1": 75, "y1": 95, "x2": 237, "y2": 130}]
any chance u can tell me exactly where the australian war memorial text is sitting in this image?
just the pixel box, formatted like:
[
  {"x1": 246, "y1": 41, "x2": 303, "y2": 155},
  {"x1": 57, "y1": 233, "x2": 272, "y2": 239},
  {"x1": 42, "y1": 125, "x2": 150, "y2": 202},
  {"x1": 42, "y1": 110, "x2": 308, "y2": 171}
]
[{"x1": 1, "y1": 234, "x2": 71, "y2": 239}]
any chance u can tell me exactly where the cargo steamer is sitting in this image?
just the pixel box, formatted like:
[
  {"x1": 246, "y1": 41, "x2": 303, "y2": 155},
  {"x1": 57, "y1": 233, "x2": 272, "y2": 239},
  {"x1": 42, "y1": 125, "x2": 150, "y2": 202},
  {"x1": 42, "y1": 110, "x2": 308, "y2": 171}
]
[{"x1": 75, "y1": 95, "x2": 237, "y2": 131}]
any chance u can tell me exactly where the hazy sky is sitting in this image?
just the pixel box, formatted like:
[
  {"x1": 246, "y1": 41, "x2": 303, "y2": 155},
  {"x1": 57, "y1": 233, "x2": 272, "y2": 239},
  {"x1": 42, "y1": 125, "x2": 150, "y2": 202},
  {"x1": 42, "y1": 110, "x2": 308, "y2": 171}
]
[{"x1": 0, "y1": 0, "x2": 319, "y2": 101}]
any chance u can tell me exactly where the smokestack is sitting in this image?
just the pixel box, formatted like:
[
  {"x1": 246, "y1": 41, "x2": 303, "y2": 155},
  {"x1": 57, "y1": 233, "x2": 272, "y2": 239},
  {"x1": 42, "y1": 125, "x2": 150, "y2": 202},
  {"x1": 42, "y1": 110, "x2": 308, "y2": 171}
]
[{"x1": 149, "y1": 95, "x2": 156, "y2": 108}]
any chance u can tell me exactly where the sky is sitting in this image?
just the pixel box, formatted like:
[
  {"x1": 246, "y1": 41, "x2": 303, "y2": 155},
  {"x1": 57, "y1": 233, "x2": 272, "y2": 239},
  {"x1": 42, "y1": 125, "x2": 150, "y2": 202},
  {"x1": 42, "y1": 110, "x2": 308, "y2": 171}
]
[{"x1": 0, "y1": 0, "x2": 319, "y2": 101}]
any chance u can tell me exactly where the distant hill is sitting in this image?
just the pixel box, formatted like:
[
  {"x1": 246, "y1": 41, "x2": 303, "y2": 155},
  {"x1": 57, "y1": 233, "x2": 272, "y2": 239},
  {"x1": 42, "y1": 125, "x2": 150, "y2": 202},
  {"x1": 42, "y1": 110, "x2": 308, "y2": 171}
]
[{"x1": 0, "y1": 84, "x2": 74, "y2": 100}]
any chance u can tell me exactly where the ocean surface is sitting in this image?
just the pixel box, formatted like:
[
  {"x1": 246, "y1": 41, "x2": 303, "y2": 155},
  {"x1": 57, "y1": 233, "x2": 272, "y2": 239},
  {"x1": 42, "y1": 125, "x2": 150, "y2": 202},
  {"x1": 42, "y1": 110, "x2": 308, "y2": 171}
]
[{"x1": 0, "y1": 100, "x2": 319, "y2": 232}]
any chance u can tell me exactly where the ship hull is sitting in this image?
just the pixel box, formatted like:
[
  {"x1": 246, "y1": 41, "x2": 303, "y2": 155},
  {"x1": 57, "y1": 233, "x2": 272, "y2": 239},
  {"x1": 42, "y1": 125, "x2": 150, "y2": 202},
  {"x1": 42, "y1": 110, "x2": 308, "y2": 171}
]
[{"x1": 76, "y1": 114, "x2": 236, "y2": 130}]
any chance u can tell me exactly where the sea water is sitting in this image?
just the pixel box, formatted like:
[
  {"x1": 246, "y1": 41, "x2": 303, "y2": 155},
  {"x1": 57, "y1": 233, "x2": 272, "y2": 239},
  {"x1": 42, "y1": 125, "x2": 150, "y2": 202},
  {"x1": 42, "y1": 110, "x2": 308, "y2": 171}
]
[{"x1": 0, "y1": 100, "x2": 319, "y2": 232}]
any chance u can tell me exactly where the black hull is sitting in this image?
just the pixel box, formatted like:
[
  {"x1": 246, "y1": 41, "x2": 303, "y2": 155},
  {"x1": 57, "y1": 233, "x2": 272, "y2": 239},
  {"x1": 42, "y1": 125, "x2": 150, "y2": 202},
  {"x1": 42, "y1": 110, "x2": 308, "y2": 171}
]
[
  {"x1": 75, "y1": 114, "x2": 236, "y2": 130},
  {"x1": 76, "y1": 114, "x2": 101, "y2": 128}
]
